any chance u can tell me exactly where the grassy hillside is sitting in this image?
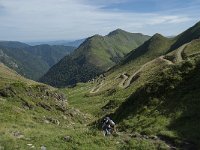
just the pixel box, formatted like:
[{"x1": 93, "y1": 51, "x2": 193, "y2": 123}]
[
  {"x1": 40, "y1": 29, "x2": 150, "y2": 87},
  {"x1": 61, "y1": 39, "x2": 200, "y2": 149},
  {"x1": 1, "y1": 21, "x2": 200, "y2": 150},
  {"x1": 122, "y1": 33, "x2": 174, "y2": 64},
  {"x1": 170, "y1": 21, "x2": 200, "y2": 51},
  {"x1": 0, "y1": 61, "x2": 165, "y2": 150},
  {"x1": 0, "y1": 42, "x2": 75, "y2": 80},
  {"x1": 112, "y1": 56, "x2": 200, "y2": 149},
  {"x1": 73, "y1": 29, "x2": 150, "y2": 70},
  {"x1": 0, "y1": 63, "x2": 96, "y2": 150},
  {"x1": 60, "y1": 22, "x2": 200, "y2": 149},
  {"x1": 0, "y1": 63, "x2": 36, "y2": 87}
]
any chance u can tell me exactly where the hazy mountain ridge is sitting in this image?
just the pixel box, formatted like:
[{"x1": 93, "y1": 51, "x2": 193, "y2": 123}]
[
  {"x1": 40, "y1": 29, "x2": 150, "y2": 87},
  {"x1": 27, "y1": 39, "x2": 85, "y2": 47},
  {"x1": 0, "y1": 42, "x2": 75, "y2": 80}
]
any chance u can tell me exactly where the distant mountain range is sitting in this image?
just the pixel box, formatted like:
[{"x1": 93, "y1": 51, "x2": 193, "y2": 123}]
[
  {"x1": 26, "y1": 39, "x2": 85, "y2": 47},
  {"x1": 40, "y1": 29, "x2": 150, "y2": 87},
  {"x1": 0, "y1": 42, "x2": 75, "y2": 80}
]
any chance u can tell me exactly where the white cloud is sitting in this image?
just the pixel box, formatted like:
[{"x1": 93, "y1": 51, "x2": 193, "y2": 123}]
[{"x1": 0, "y1": 0, "x2": 196, "y2": 41}]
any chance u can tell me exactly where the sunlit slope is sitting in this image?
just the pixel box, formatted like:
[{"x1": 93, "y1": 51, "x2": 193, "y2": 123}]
[
  {"x1": 63, "y1": 39, "x2": 200, "y2": 149},
  {"x1": 0, "y1": 63, "x2": 36, "y2": 87},
  {"x1": 0, "y1": 64, "x2": 92, "y2": 149},
  {"x1": 40, "y1": 29, "x2": 150, "y2": 87}
]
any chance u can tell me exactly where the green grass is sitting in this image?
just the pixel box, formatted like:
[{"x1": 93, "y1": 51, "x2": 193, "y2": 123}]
[
  {"x1": 1, "y1": 28, "x2": 200, "y2": 149},
  {"x1": 0, "y1": 65, "x2": 168, "y2": 150},
  {"x1": 184, "y1": 39, "x2": 200, "y2": 56},
  {"x1": 60, "y1": 40, "x2": 200, "y2": 149}
]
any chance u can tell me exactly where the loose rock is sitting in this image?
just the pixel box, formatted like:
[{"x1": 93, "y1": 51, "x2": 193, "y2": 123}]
[{"x1": 63, "y1": 136, "x2": 71, "y2": 142}]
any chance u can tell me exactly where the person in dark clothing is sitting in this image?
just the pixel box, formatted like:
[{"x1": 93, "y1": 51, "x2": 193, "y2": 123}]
[{"x1": 102, "y1": 117, "x2": 115, "y2": 136}]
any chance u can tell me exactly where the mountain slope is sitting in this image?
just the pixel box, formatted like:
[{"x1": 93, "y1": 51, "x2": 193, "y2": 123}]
[
  {"x1": 0, "y1": 41, "x2": 30, "y2": 48},
  {"x1": 0, "y1": 42, "x2": 75, "y2": 80},
  {"x1": 63, "y1": 38, "x2": 200, "y2": 150},
  {"x1": 102, "y1": 21, "x2": 200, "y2": 90},
  {"x1": 0, "y1": 47, "x2": 49, "y2": 80},
  {"x1": 26, "y1": 44, "x2": 75, "y2": 67},
  {"x1": 170, "y1": 21, "x2": 200, "y2": 50},
  {"x1": 72, "y1": 29, "x2": 150, "y2": 70},
  {"x1": 0, "y1": 63, "x2": 36, "y2": 87},
  {"x1": 0, "y1": 64, "x2": 93, "y2": 149},
  {"x1": 40, "y1": 29, "x2": 150, "y2": 87},
  {"x1": 123, "y1": 33, "x2": 174, "y2": 64},
  {"x1": 1, "y1": 21, "x2": 200, "y2": 150},
  {"x1": 112, "y1": 54, "x2": 200, "y2": 149},
  {"x1": 39, "y1": 55, "x2": 102, "y2": 87}
]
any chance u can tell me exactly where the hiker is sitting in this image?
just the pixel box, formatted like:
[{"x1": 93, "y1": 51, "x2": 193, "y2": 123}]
[{"x1": 102, "y1": 117, "x2": 115, "y2": 136}]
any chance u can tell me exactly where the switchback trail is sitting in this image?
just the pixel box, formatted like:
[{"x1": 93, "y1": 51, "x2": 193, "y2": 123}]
[
  {"x1": 90, "y1": 81, "x2": 104, "y2": 93},
  {"x1": 119, "y1": 43, "x2": 191, "y2": 88},
  {"x1": 120, "y1": 58, "x2": 159, "y2": 88},
  {"x1": 176, "y1": 42, "x2": 190, "y2": 62},
  {"x1": 118, "y1": 73, "x2": 129, "y2": 88},
  {"x1": 159, "y1": 56, "x2": 173, "y2": 65},
  {"x1": 90, "y1": 42, "x2": 191, "y2": 92}
]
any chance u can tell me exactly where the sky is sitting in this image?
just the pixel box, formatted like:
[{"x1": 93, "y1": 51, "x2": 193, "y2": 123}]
[{"x1": 0, "y1": 0, "x2": 200, "y2": 41}]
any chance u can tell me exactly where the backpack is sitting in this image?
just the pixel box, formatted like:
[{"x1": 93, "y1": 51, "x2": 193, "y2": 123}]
[{"x1": 109, "y1": 120, "x2": 115, "y2": 127}]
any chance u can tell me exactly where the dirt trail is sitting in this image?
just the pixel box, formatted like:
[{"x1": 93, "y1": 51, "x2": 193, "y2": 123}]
[
  {"x1": 120, "y1": 59, "x2": 158, "y2": 88},
  {"x1": 176, "y1": 43, "x2": 188, "y2": 62},
  {"x1": 118, "y1": 73, "x2": 129, "y2": 88},
  {"x1": 90, "y1": 81, "x2": 104, "y2": 94},
  {"x1": 121, "y1": 55, "x2": 176, "y2": 88},
  {"x1": 119, "y1": 43, "x2": 192, "y2": 88},
  {"x1": 90, "y1": 42, "x2": 191, "y2": 92},
  {"x1": 159, "y1": 56, "x2": 173, "y2": 65}
]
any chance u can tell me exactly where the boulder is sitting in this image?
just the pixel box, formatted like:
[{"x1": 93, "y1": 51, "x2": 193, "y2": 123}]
[{"x1": 63, "y1": 136, "x2": 71, "y2": 142}]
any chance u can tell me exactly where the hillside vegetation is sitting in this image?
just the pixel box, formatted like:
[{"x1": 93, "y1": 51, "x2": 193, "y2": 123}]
[
  {"x1": 1, "y1": 21, "x2": 200, "y2": 150},
  {"x1": 40, "y1": 29, "x2": 150, "y2": 87},
  {"x1": 0, "y1": 42, "x2": 75, "y2": 80},
  {"x1": 0, "y1": 63, "x2": 95, "y2": 150},
  {"x1": 60, "y1": 22, "x2": 200, "y2": 149}
]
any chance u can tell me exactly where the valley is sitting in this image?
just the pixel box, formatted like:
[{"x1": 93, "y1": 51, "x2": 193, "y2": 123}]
[{"x1": 0, "y1": 21, "x2": 200, "y2": 150}]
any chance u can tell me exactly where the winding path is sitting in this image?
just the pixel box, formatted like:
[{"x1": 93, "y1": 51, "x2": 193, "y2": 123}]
[
  {"x1": 176, "y1": 43, "x2": 188, "y2": 62},
  {"x1": 119, "y1": 42, "x2": 192, "y2": 88},
  {"x1": 159, "y1": 56, "x2": 173, "y2": 65},
  {"x1": 90, "y1": 42, "x2": 192, "y2": 92},
  {"x1": 90, "y1": 81, "x2": 104, "y2": 94},
  {"x1": 118, "y1": 73, "x2": 129, "y2": 88},
  {"x1": 120, "y1": 59, "x2": 158, "y2": 88}
]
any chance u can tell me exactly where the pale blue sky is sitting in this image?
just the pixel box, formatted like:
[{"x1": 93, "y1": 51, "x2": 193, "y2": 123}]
[{"x1": 0, "y1": 0, "x2": 199, "y2": 41}]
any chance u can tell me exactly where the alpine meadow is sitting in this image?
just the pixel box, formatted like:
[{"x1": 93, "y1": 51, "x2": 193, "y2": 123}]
[{"x1": 0, "y1": 0, "x2": 200, "y2": 150}]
